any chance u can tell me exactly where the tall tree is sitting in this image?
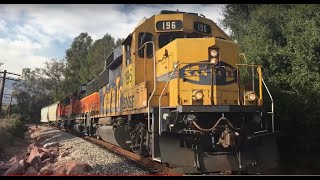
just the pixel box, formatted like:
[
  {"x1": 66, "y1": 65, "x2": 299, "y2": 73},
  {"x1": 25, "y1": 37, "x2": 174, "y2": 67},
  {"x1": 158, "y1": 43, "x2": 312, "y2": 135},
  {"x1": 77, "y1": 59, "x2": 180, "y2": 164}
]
[
  {"x1": 87, "y1": 33, "x2": 116, "y2": 80},
  {"x1": 221, "y1": 4, "x2": 320, "y2": 164},
  {"x1": 86, "y1": 35, "x2": 125, "y2": 81},
  {"x1": 65, "y1": 32, "x2": 93, "y2": 92},
  {"x1": 42, "y1": 59, "x2": 66, "y2": 101}
]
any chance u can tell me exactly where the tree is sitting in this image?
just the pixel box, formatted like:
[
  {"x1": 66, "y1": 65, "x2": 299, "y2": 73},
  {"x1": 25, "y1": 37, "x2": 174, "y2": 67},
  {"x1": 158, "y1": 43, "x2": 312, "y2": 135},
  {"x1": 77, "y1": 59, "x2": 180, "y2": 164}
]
[
  {"x1": 14, "y1": 68, "x2": 52, "y2": 123},
  {"x1": 13, "y1": 58, "x2": 66, "y2": 122},
  {"x1": 86, "y1": 35, "x2": 125, "y2": 81},
  {"x1": 42, "y1": 59, "x2": 66, "y2": 101},
  {"x1": 87, "y1": 33, "x2": 116, "y2": 80},
  {"x1": 65, "y1": 32, "x2": 93, "y2": 92},
  {"x1": 116, "y1": 38, "x2": 125, "y2": 47},
  {"x1": 221, "y1": 4, "x2": 320, "y2": 166},
  {"x1": 13, "y1": 32, "x2": 123, "y2": 122}
]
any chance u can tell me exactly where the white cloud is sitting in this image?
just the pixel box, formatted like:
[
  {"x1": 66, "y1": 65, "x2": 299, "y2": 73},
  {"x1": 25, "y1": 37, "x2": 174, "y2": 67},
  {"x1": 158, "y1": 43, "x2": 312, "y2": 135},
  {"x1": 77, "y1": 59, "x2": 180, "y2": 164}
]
[
  {"x1": 0, "y1": 19, "x2": 7, "y2": 32},
  {"x1": 0, "y1": 4, "x2": 226, "y2": 74},
  {"x1": 0, "y1": 38, "x2": 49, "y2": 74}
]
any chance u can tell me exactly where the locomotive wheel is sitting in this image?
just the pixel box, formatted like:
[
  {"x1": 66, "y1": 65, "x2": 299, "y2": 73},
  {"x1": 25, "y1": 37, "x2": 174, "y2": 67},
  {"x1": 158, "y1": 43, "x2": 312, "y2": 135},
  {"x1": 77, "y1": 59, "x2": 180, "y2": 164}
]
[{"x1": 131, "y1": 124, "x2": 148, "y2": 157}]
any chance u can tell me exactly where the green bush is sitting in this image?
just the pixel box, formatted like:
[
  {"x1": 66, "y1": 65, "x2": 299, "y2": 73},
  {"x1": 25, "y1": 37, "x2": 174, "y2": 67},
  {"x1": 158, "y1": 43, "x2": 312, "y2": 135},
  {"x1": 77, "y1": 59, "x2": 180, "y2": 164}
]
[
  {"x1": 0, "y1": 114, "x2": 26, "y2": 152},
  {"x1": 221, "y1": 4, "x2": 320, "y2": 170}
]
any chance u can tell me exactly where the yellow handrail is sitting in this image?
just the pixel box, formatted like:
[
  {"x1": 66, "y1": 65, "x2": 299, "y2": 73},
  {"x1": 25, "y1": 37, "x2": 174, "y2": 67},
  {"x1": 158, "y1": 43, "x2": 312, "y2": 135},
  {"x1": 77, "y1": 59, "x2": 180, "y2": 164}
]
[
  {"x1": 257, "y1": 66, "x2": 263, "y2": 104},
  {"x1": 236, "y1": 64, "x2": 263, "y2": 105}
]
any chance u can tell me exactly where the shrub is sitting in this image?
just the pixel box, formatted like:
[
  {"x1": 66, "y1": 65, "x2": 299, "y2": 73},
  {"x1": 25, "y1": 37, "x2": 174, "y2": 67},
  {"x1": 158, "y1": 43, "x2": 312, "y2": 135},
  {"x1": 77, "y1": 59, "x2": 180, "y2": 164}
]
[{"x1": 0, "y1": 114, "x2": 26, "y2": 152}]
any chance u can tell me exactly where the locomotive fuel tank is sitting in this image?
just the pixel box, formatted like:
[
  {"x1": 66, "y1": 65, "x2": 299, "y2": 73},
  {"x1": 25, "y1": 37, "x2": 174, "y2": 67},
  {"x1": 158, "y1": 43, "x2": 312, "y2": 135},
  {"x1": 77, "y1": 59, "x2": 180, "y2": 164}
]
[{"x1": 97, "y1": 125, "x2": 131, "y2": 150}]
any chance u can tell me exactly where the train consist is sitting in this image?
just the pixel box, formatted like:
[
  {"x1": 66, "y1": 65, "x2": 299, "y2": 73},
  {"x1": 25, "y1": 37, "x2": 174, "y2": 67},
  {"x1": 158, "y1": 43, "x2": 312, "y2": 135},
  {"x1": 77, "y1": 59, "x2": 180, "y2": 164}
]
[{"x1": 41, "y1": 10, "x2": 279, "y2": 174}]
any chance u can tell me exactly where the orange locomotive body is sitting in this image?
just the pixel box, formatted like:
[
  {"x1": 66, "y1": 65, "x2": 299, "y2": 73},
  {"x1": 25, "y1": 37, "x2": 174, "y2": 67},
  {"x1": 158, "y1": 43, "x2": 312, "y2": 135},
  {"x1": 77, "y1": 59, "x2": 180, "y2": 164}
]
[{"x1": 80, "y1": 92, "x2": 100, "y2": 115}]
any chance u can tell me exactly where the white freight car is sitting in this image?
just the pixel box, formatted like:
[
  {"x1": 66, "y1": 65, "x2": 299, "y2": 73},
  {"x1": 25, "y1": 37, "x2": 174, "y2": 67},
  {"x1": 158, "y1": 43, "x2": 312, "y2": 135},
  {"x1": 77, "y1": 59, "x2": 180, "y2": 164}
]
[
  {"x1": 48, "y1": 101, "x2": 61, "y2": 123},
  {"x1": 40, "y1": 106, "x2": 49, "y2": 123}
]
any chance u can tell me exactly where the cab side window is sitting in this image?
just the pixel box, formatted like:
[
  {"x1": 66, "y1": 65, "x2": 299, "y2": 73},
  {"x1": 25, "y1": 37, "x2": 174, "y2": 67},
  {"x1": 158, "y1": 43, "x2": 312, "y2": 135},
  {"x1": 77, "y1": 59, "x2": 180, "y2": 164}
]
[
  {"x1": 158, "y1": 33, "x2": 185, "y2": 49},
  {"x1": 126, "y1": 45, "x2": 131, "y2": 66},
  {"x1": 138, "y1": 32, "x2": 153, "y2": 58},
  {"x1": 159, "y1": 34, "x2": 171, "y2": 48}
]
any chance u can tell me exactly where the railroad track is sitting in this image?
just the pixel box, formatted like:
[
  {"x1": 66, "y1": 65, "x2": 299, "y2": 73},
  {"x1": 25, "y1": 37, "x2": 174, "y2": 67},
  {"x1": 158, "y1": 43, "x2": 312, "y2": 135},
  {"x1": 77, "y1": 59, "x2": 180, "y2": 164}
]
[
  {"x1": 41, "y1": 124, "x2": 239, "y2": 175},
  {"x1": 83, "y1": 136, "x2": 179, "y2": 175},
  {"x1": 45, "y1": 125, "x2": 181, "y2": 175}
]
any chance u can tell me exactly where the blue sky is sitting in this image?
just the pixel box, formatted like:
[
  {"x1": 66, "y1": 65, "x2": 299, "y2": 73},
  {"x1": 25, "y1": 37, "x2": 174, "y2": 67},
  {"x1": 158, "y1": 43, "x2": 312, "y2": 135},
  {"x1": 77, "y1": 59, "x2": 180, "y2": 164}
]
[{"x1": 0, "y1": 4, "x2": 226, "y2": 74}]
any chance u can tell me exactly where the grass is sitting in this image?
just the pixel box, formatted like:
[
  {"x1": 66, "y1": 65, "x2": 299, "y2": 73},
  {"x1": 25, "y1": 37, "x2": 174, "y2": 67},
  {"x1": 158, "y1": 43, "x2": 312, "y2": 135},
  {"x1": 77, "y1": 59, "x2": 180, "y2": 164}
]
[{"x1": 0, "y1": 114, "x2": 26, "y2": 152}]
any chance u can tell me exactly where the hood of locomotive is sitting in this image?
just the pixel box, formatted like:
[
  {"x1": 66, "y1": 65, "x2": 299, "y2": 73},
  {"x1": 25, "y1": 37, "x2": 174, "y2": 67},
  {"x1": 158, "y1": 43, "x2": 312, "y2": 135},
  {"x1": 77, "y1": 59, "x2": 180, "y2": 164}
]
[{"x1": 156, "y1": 37, "x2": 239, "y2": 106}]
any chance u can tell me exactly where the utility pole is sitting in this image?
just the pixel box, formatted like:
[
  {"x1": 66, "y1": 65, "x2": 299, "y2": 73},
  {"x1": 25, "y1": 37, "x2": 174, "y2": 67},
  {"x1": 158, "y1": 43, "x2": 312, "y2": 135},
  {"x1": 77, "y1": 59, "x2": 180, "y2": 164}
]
[
  {"x1": 0, "y1": 70, "x2": 20, "y2": 116},
  {"x1": 0, "y1": 70, "x2": 7, "y2": 115}
]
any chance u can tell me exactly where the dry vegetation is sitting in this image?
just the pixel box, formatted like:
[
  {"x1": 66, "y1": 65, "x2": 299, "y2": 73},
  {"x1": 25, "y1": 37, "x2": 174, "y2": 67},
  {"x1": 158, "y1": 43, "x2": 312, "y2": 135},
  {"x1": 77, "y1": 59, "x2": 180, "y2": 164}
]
[{"x1": 0, "y1": 115, "x2": 26, "y2": 153}]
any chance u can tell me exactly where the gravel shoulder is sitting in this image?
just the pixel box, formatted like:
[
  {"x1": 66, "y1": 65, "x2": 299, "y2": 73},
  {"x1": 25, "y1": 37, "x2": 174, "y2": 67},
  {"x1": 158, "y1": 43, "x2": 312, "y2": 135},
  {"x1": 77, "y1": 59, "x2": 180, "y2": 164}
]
[
  {"x1": 1, "y1": 125, "x2": 151, "y2": 175},
  {"x1": 33, "y1": 125, "x2": 150, "y2": 175}
]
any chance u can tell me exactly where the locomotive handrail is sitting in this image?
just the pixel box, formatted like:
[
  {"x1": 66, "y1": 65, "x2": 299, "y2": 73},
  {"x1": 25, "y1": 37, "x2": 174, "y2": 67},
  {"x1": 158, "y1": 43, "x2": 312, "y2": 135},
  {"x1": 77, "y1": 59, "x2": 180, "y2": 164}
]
[
  {"x1": 262, "y1": 77, "x2": 274, "y2": 132},
  {"x1": 236, "y1": 64, "x2": 263, "y2": 102},
  {"x1": 158, "y1": 62, "x2": 180, "y2": 135},
  {"x1": 236, "y1": 63, "x2": 274, "y2": 132},
  {"x1": 133, "y1": 41, "x2": 156, "y2": 132}
]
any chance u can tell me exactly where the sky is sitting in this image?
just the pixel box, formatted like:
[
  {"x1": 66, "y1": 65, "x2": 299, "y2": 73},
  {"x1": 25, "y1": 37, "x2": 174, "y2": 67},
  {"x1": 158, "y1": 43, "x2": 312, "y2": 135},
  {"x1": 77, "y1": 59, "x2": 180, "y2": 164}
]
[{"x1": 0, "y1": 4, "x2": 226, "y2": 74}]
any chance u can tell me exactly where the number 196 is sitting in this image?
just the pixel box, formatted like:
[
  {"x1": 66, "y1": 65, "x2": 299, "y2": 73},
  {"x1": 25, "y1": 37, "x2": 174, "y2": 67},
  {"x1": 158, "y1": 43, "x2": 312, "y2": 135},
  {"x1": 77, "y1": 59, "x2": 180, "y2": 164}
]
[{"x1": 163, "y1": 21, "x2": 176, "y2": 30}]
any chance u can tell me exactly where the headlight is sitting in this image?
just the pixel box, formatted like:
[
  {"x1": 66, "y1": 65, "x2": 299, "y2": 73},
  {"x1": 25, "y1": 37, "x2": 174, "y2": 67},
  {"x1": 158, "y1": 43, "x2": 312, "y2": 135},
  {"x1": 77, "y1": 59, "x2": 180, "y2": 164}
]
[
  {"x1": 247, "y1": 92, "x2": 257, "y2": 101},
  {"x1": 210, "y1": 58, "x2": 218, "y2": 65},
  {"x1": 163, "y1": 113, "x2": 170, "y2": 120},
  {"x1": 210, "y1": 49, "x2": 218, "y2": 57},
  {"x1": 193, "y1": 90, "x2": 204, "y2": 100}
]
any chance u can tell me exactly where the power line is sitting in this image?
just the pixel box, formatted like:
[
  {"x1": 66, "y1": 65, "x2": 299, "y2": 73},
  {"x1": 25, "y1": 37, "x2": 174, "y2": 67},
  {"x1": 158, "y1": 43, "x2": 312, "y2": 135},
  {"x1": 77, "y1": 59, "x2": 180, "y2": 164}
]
[
  {"x1": 0, "y1": 71, "x2": 21, "y2": 76},
  {"x1": 0, "y1": 77, "x2": 20, "y2": 81}
]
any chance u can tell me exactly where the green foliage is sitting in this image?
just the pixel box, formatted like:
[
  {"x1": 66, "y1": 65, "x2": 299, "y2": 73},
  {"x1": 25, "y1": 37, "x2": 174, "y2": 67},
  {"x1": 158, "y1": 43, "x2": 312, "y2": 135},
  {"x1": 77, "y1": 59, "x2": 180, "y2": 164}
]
[
  {"x1": 13, "y1": 32, "x2": 123, "y2": 123},
  {"x1": 64, "y1": 32, "x2": 124, "y2": 91},
  {"x1": 42, "y1": 59, "x2": 66, "y2": 101},
  {"x1": 0, "y1": 114, "x2": 25, "y2": 151},
  {"x1": 221, "y1": 4, "x2": 320, "y2": 166},
  {"x1": 64, "y1": 32, "x2": 93, "y2": 92},
  {"x1": 14, "y1": 67, "x2": 53, "y2": 123},
  {"x1": 87, "y1": 33, "x2": 117, "y2": 80}
]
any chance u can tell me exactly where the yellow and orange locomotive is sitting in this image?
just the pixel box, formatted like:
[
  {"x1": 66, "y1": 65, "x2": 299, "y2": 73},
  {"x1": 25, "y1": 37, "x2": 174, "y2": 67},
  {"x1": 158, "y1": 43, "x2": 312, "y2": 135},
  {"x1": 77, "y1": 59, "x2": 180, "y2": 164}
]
[{"x1": 41, "y1": 10, "x2": 278, "y2": 174}]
